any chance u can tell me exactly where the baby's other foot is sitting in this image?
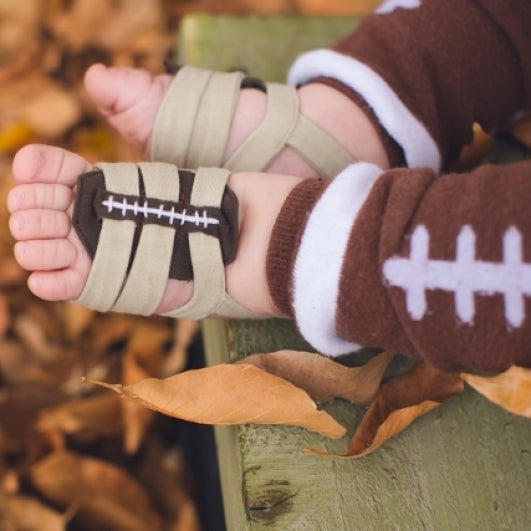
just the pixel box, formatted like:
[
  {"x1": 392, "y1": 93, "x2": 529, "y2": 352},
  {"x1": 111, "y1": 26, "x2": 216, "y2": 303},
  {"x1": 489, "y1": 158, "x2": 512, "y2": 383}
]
[{"x1": 84, "y1": 64, "x2": 172, "y2": 156}]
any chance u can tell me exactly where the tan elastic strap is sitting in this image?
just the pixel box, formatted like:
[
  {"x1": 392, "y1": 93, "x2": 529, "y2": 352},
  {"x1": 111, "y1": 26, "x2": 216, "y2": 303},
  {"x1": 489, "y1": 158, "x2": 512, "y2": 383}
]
[
  {"x1": 287, "y1": 114, "x2": 355, "y2": 177},
  {"x1": 111, "y1": 163, "x2": 181, "y2": 315},
  {"x1": 164, "y1": 168, "x2": 258, "y2": 320},
  {"x1": 163, "y1": 168, "x2": 229, "y2": 320},
  {"x1": 224, "y1": 83, "x2": 299, "y2": 172},
  {"x1": 150, "y1": 66, "x2": 213, "y2": 166},
  {"x1": 74, "y1": 163, "x2": 139, "y2": 312},
  {"x1": 186, "y1": 71, "x2": 245, "y2": 168}
]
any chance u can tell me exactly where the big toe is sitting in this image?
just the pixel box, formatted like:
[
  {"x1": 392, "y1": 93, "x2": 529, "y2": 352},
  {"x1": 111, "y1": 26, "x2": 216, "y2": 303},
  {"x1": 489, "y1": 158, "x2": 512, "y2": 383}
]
[
  {"x1": 84, "y1": 64, "x2": 169, "y2": 153},
  {"x1": 84, "y1": 63, "x2": 155, "y2": 116}
]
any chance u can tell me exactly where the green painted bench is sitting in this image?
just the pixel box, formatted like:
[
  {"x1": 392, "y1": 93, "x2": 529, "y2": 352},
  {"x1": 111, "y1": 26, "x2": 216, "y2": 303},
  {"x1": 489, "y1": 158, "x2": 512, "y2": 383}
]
[{"x1": 177, "y1": 15, "x2": 531, "y2": 530}]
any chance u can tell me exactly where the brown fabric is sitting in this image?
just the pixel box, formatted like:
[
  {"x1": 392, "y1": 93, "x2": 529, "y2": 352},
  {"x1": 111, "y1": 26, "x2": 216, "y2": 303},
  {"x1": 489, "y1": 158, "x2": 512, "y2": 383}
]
[
  {"x1": 73, "y1": 167, "x2": 239, "y2": 281},
  {"x1": 337, "y1": 161, "x2": 531, "y2": 373},
  {"x1": 266, "y1": 178, "x2": 328, "y2": 317},
  {"x1": 331, "y1": 0, "x2": 531, "y2": 168},
  {"x1": 310, "y1": 76, "x2": 406, "y2": 168},
  {"x1": 335, "y1": 167, "x2": 434, "y2": 357}
]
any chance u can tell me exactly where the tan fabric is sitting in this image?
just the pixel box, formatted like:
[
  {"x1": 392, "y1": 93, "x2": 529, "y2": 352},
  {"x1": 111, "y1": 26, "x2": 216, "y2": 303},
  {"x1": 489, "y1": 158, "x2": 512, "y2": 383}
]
[
  {"x1": 112, "y1": 163, "x2": 181, "y2": 315},
  {"x1": 224, "y1": 83, "x2": 299, "y2": 172},
  {"x1": 150, "y1": 67, "x2": 213, "y2": 166},
  {"x1": 187, "y1": 70, "x2": 244, "y2": 167},
  {"x1": 164, "y1": 168, "x2": 258, "y2": 319},
  {"x1": 150, "y1": 65, "x2": 354, "y2": 177},
  {"x1": 150, "y1": 66, "x2": 243, "y2": 168},
  {"x1": 75, "y1": 163, "x2": 260, "y2": 320},
  {"x1": 74, "y1": 163, "x2": 139, "y2": 311},
  {"x1": 287, "y1": 114, "x2": 354, "y2": 178}
]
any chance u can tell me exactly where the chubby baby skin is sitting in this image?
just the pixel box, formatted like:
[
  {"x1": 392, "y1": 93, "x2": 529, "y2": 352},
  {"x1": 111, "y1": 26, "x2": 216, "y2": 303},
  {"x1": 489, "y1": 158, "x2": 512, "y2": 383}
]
[{"x1": 8, "y1": 64, "x2": 388, "y2": 318}]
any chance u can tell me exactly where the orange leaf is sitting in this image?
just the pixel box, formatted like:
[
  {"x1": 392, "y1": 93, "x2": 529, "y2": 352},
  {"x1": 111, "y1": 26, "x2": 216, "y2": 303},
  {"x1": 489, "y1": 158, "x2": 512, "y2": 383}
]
[
  {"x1": 309, "y1": 362, "x2": 464, "y2": 458},
  {"x1": 36, "y1": 392, "x2": 123, "y2": 441},
  {"x1": 4, "y1": 495, "x2": 67, "y2": 531},
  {"x1": 86, "y1": 363, "x2": 346, "y2": 439},
  {"x1": 241, "y1": 350, "x2": 394, "y2": 405},
  {"x1": 462, "y1": 365, "x2": 531, "y2": 417},
  {"x1": 30, "y1": 450, "x2": 162, "y2": 531}
]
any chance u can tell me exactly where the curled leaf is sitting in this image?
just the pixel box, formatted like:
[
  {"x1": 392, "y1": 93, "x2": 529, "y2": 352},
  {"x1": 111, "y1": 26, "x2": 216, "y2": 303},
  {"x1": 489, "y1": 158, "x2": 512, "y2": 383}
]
[
  {"x1": 462, "y1": 365, "x2": 531, "y2": 417},
  {"x1": 241, "y1": 350, "x2": 394, "y2": 405},
  {"x1": 309, "y1": 362, "x2": 464, "y2": 458},
  {"x1": 86, "y1": 363, "x2": 346, "y2": 439}
]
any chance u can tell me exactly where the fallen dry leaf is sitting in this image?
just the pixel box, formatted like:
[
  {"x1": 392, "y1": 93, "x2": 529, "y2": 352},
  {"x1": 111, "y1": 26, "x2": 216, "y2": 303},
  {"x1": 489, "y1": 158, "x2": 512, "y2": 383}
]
[
  {"x1": 162, "y1": 319, "x2": 199, "y2": 376},
  {"x1": 462, "y1": 365, "x2": 531, "y2": 417},
  {"x1": 120, "y1": 321, "x2": 171, "y2": 453},
  {"x1": 59, "y1": 302, "x2": 94, "y2": 341},
  {"x1": 309, "y1": 362, "x2": 465, "y2": 458},
  {"x1": 86, "y1": 363, "x2": 347, "y2": 439},
  {"x1": 30, "y1": 450, "x2": 162, "y2": 531},
  {"x1": 19, "y1": 83, "x2": 81, "y2": 138},
  {"x1": 2, "y1": 495, "x2": 67, "y2": 531},
  {"x1": 121, "y1": 348, "x2": 156, "y2": 455},
  {"x1": 36, "y1": 392, "x2": 124, "y2": 442},
  {"x1": 241, "y1": 350, "x2": 394, "y2": 406}
]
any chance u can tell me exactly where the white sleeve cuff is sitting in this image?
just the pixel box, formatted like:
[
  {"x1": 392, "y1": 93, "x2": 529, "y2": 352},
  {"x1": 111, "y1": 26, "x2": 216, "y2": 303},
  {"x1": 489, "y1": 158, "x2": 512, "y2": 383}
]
[
  {"x1": 292, "y1": 162, "x2": 381, "y2": 356},
  {"x1": 288, "y1": 49, "x2": 441, "y2": 172}
]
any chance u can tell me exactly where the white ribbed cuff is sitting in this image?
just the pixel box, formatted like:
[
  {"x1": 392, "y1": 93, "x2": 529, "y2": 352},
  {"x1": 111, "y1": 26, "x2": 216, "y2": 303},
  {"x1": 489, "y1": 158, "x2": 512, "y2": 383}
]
[
  {"x1": 292, "y1": 162, "x2": 382, "y2": 356},
  {"x1": 288, "y1": 49, "x2": 441, "y2": 172}
]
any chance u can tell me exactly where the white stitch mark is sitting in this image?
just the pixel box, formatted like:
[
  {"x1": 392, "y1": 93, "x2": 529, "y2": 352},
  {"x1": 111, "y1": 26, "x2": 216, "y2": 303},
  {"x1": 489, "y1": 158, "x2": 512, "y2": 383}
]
[
  {"x1": 382, "y1": 224, "x2": 531, "y2": 328},
  {"x1": 102, "y1": 196, "x2": 220, "y2": 227},
  {"x1": 375, "y1": 0, "x2": 421, "y2": 15}
]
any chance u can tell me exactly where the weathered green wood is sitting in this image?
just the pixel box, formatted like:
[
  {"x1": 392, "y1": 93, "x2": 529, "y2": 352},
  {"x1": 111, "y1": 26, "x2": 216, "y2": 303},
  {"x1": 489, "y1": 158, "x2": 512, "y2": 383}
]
[
  {"x1": 181, "y1": 16, "x2": 531, "y2": 531},
  {"x1": 177, "y1": 15, "x2": 359, "y2": 82}
]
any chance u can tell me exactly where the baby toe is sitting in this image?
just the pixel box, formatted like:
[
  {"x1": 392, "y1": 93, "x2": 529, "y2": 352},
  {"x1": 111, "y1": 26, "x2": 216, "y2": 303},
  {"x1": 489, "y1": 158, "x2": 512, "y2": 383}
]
[
  {"x1": 12, "y1": 145, "x2": 92, "y2": 186},
  {"x1": 8, "y1": 184, "x2": 73, "y2": 213},
  {"x1": 9, "y1": 210, "x2": 71, "y2": 241},
  {"x1": 14, "y1": 239, "x2": 76, "y2": 272}
]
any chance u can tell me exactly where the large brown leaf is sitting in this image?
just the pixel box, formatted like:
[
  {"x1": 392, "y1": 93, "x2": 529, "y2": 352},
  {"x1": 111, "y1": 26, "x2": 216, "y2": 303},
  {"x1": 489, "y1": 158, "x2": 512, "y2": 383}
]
[
  {"x1": 2, "y1": 495, "x2": 67, "y2": 531},
  {"x1": 86, "y1": 363, "x2": 346, "y2": 439},
  {"x1": 241, "y1": 350, "x2": 394, "y2": 405},
  {"x1": 309, "y1": 362, "x2": 465, "y2": 458},
  {"x1": 462, "y1": 365, "x2": 531, "y2": 417},
  {"x1": 30, "y1": 450, "x2": 162, "y2": 531}
]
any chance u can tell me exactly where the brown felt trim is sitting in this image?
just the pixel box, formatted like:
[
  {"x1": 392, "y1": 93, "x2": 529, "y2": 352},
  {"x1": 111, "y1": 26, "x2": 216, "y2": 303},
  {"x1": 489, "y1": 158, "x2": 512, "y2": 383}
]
[
  {"x1": 73, "y1": 167, "x2": 239, "y2": 281},
  {"x1": 266, "y1": 178, "x2": 328, "y2": 317}
]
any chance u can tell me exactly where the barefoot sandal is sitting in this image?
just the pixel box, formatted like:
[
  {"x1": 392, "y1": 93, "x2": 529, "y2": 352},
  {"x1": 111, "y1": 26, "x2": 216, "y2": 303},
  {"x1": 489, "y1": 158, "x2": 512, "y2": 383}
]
[
  {"x1": 73, "y1": 162, "x2": 257, "y2": 319},
  {"x1": 150, "y1": 65, "x2": 355, "y2": 177}
]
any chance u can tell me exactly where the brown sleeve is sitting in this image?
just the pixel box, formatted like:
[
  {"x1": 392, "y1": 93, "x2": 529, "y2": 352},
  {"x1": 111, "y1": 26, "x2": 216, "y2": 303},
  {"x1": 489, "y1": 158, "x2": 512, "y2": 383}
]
[
  {"x1": 267, "y1": 161, "x2": 531, "y2": 373},
  {"x1": 289, "y1": 0, "x2": 531, "y2": 170}
]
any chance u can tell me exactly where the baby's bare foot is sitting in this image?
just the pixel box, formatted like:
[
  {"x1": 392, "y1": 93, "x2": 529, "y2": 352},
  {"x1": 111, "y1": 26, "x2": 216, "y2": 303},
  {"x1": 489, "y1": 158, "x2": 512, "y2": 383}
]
[
  {"x1": 8, "y1": 144, "x2": 192, "y2": 312},
  {"x1": 8, "y1": 144, "x2": 300, "y2": 317}
]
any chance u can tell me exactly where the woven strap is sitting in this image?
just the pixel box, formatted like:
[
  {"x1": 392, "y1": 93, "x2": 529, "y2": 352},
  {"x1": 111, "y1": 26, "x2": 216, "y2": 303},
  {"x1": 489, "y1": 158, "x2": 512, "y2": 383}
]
[
  {"x1": 150, "y1": 65, "x2": 354, "y2": 177},
  {"x1": 287, "y1": 114, "x2": 355, "y2": 178},
  {"x1": 150, "y1": 66, "x2": 244, "y2": 168},
  {"x1": 164, "y1": 168, "x2": 257, "y2": 320},
  {"x1": 74, "y1": 163, "x2": 140, "y2": 311},
  {"x1": 111, "y1": 163, "x2": 181, "y2": 315},
  {"x1": 224, "y1": 83, "x2": 299, "y2": 172}
]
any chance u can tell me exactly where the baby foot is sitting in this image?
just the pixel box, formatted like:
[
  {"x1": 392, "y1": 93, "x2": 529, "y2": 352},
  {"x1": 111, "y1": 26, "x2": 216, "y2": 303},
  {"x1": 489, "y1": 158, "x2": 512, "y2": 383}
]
[
  {"x1": 84, "y1": 64, "x2": 389, "y2": 177},
  {"x1": 8, "y1": 144, "x2": 193, "y2": 312},
  {"x1": 8, "y1": 144, "x2": 300, "y2": 317},
  {"x1": 84, "y1": 64, "x2": 272, "y2": 167}
]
